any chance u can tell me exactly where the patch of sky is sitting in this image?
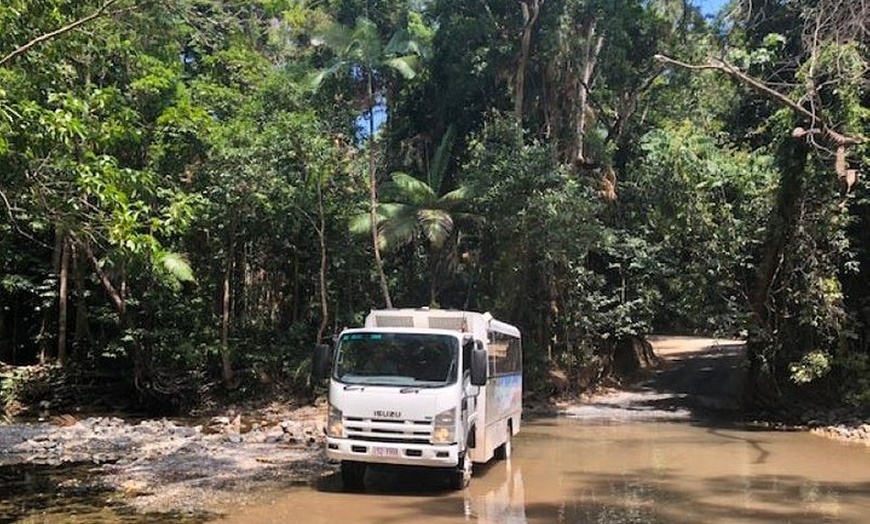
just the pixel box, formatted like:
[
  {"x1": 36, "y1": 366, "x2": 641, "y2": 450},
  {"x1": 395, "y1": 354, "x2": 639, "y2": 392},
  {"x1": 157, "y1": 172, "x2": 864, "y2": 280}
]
[
  {"x1": 694, "y1": 0, "x2": 728, "y2": 16},
  {"x1": 356, "y1": 96, "x2": 388, "y2": 143}
]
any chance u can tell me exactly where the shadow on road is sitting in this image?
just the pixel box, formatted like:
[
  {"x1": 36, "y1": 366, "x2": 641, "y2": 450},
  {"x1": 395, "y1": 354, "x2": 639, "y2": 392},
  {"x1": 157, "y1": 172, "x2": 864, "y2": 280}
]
[{"x1": 561, "y1": 336, "x2": 747, "y2": 424}]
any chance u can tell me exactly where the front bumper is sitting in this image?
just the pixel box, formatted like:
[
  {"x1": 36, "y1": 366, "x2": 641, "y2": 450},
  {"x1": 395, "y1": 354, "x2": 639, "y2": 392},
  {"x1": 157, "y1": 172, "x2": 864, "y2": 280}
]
[{"x1": 325, "y1": 437, "x2": 460, "y2": 467}]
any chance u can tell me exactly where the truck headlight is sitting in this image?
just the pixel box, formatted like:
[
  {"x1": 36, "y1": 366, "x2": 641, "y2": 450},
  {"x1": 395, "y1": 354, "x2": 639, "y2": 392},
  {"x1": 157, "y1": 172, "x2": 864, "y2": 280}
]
[
  {"x1": 432, "y1": 408, "x2": 456, "y2": 444},
  {"x1": 327, "y1": 405, "x2": 344, "y2": 437}
]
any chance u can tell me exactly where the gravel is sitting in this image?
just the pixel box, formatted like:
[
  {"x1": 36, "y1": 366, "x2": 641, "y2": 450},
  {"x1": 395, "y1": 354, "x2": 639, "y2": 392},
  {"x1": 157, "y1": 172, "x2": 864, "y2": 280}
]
[{"x1": 0, "y1": 401, "x2": 332, "y2": 515}]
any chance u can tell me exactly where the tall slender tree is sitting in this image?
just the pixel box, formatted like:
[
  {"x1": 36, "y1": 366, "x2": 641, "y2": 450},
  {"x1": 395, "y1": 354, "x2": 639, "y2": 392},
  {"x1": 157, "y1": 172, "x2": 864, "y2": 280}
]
[{"x1": 312, "y1": 16, "x2": 421, "y2": 308}]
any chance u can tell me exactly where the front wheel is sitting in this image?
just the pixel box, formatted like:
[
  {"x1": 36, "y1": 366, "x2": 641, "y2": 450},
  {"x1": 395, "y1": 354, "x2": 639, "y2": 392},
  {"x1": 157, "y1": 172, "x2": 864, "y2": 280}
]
[
  {"x1": 449, "y1": 453, "x2": 472, "y2": 490},
  {"x1": 341, "y1": 461, "x2": 367, "y2": 490}
]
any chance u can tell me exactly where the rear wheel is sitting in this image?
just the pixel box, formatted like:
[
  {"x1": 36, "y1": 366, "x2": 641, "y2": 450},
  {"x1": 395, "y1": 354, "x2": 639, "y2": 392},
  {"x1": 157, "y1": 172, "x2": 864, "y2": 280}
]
[
  {"x1": 340, "y1": 461, "x2": 367, "y2": 490},
  {"x1": 494, "y1": 427, "x2": 512, "y2": 460},
  {"x1": 449, "y1": 453, "x2": 472, "y2": 490}
]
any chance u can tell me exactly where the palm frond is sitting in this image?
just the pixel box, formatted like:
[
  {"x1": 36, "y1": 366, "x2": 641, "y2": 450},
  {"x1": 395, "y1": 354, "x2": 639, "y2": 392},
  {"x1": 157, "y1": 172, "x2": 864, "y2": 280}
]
[
  {"x1": 452, "y1": 211, "x2": 483, "y2": 224},
  {"x1": 388, "y1": 172, "x2": 436, "y2": 204},
  {"x1": 348, "y1": 17, "x2": 376, "y2": 44},
  {"x1": 382, "y1": 55, "x2": 418, "y2": 80},
  {"x1": 158, "y1": 251, "x2": 196, "y2": 284},
  {"x1": 439, "y1": 185, "x2": 470, "y2": 206},
  {"x1": 348, "y1": 212, "x2": 373, "y2": 235},
  {"x1": 429, "y1": 125, "x2": 456, "y2": 192},
  {"x1": 418, "y1": 209, "x2": 454, "y2": 249},
  {"x1": 378, "y1": 202, "x2": 409, "y2": 218},
  {"x1": 379, "y1": 205, "x2": 421, "y2": 249},
  {"x1": 316, "y1": 20, "x2": 353, "y2": 53}
]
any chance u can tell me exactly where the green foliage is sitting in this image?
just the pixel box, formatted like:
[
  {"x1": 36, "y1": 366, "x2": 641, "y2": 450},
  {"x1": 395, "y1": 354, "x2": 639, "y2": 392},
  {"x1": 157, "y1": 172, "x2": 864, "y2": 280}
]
[
  {"x1": 1, "y1": 0, "x2": 869, "y2": 413},
  {"x1": 156, "y1": 252, "x2": 196, "y2": 288},
  {"x1": 460, "y1": 112, "x2": 653, "y2": 382},
  {"x1": 310, "y1": 16, "x2": 420, "y2": 90},
  {"x1": 790, "y1": 350, "x2": 832, "y2": 385},
  {"x1": 726, "y1": 33, "x2": 786, "y2": 68},
  {"x1": 625, "y1": 121, "x2": 777, "y2": 333}
]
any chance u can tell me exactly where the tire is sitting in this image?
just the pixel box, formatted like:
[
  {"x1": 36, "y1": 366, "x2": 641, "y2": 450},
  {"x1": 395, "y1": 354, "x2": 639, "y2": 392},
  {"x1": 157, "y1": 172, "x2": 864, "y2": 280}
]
[
  {"x1": 449, "y1": 453, "x2": 472, "y2": 490},
  {"x1": 494, "y1": 428, "x2": 512, "y2": 460},
  {"x1": 341, "y1": 461, "x2": 367, "y2": 490}
]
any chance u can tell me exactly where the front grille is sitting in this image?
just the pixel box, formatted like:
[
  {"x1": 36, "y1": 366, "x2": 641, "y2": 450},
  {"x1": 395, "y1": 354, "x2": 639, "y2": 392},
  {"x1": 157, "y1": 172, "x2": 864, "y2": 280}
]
[{"x1": 344, "y1": 416, "x2": 432, "y2": 444}]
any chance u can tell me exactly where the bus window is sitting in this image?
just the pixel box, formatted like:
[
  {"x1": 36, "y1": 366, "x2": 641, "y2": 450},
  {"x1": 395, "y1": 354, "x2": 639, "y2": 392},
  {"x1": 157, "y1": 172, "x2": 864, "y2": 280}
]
[{"x1": 489, "y1": 332, "x2": 522, "y2": 375}]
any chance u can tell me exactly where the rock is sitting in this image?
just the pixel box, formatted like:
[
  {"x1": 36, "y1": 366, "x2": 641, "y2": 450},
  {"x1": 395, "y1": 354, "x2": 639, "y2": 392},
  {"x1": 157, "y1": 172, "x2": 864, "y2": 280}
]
[
  {"x1": 246, "y1": 431, "x2": 266, "y2": 444},
  {"x1": 0, "y1": 402, "x2": 332, "y2": 516},
  {"x1": 120, "y1": 479, "x2": 150, "y2": 497}
]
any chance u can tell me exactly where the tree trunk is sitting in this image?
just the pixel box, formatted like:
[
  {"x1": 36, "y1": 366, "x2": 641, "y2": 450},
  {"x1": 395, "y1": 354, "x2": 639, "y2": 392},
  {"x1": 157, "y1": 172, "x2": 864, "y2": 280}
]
[
  {"x1": 0, "y1": 300, "x2": 7, "y2": 363},
  {"x1": 119, "y1": 257, "x2": 126, "y2": 316},
  {"x1": 11, "y1": 300, "x2": 18, "y2": 365},
  {"x1": 367, "y1": 70, "x2": 392, "y2": 308},
  {"x1": 38, "y1": 232, "x2": 63, "y2": 364},
  {"x1": 292, "y1": 249, "x2": 300, "y2": 324},
  {"x1": 429, "y1": 245, "x2": 444, "y2": 308},
  {"x1": 72, "y1": 242, "x2": 92, "y2": 355},
  {"x1": 370, "y1": 164, "x2": 391, "y2": 308},
  {"x1": 57, "y1": 235, "x2": 69, "y2": 366},
  {"x1": 515, "y1": 0, "x2": 543, "y2": 129},
  {"x1": 85, "y1": 242, "x2": 125, "y2": 317},
  {"x1": 221, "y1": 225, "x2": 236, "y2": 385},
  {"x1": 750, "y1": 137, "x2": 810, "y2": 326},
  {"x1": 747, "y1": 136, "x2": 810, "y2": 404},
  {"x1": 316, "y1": 178, "x2": 329, "y2": 344},
  {"x1": 575, "y1": 19, "x2": 604, "y2": 164}
]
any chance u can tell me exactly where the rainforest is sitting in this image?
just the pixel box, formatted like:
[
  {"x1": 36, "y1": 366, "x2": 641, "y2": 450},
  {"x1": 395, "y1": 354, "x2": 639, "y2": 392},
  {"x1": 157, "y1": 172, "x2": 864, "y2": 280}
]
[{"x1": 0, "y1": 0, "x2": 867, "y2": 417}]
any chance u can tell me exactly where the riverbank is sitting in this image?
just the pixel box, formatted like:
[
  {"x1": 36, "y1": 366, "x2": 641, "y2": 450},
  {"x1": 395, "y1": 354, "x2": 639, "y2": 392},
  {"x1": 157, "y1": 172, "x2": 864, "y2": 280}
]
[{"x1": 0, "y1": 400, "x2": 330, "y2": 517}]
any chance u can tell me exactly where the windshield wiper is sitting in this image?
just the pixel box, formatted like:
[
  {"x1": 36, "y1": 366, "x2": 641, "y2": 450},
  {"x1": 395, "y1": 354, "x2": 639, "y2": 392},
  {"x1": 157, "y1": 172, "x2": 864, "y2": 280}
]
[{"x1": 400, "y1": 387, "x2": 420, "y2": 394}]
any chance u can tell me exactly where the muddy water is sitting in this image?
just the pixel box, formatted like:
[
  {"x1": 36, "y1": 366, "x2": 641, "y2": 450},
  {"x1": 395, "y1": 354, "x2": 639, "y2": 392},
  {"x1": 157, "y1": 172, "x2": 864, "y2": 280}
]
[
  {"x1": 218, "y1": 418, "x2": 870, "y2": 524},
  {"x1": 0, "y1": 462, "x2": 207, "y2": 524}
]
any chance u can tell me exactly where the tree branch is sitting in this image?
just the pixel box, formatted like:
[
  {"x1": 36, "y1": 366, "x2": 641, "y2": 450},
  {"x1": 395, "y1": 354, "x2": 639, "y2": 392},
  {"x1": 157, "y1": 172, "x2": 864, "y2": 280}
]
[
  {"x1": 654, "y1": 54, "x2": 866, "y2": 146},
  {"x1": 0, "y1": 188, "x2": 13, "y2": 222},
  {"x1": 0, "y1": 0, "x2": 123, "y2": 67},
  {"x1": 83, "y1": 241, "x2": 125, "y2": 316}
]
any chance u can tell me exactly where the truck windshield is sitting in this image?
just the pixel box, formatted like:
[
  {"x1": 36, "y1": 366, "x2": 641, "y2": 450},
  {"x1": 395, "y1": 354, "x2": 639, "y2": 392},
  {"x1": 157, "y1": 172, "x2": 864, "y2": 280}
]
[{"x1": 334, "y1": 333, "x2": 459, "y2": 387}]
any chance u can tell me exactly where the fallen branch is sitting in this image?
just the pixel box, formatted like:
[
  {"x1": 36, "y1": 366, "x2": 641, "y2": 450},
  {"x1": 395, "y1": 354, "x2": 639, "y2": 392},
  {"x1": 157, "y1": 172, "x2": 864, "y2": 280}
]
[
  {"x1": 0, "y1": 0, "x2": 125, "y2": 67},
  {"x1": 654, "y1": 54, "x2": 866, "y2": 146}
]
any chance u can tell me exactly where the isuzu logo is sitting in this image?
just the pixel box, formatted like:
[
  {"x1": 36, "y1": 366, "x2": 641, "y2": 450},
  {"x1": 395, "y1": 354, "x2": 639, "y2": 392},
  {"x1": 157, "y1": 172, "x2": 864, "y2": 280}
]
[{"x1": 373, "y1": 410, "x2": 402, "y2": 419}]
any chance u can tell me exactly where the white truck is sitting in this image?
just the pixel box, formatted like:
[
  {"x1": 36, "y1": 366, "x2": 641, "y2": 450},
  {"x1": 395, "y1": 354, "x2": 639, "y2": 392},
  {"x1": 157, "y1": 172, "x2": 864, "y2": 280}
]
[{"x1": 312, "y1": 308, "x2": 522, "y2": 490}]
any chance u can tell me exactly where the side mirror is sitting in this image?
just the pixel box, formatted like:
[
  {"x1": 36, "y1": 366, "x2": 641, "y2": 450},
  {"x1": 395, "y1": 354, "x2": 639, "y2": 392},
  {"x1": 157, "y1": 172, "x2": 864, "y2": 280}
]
[
  {"x1": 312, "y1": 344, "x2": 332, "y2": 380},
  {"x1": 470, "y1": 348, "x2": 487, "y2": 386}
]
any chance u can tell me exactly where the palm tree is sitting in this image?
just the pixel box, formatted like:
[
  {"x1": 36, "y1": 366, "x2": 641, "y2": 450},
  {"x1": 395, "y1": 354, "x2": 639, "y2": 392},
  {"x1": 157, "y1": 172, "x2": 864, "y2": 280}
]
[
  {"x1": 351, "y1": 126, "x2": 475, "y2": 305},
  {"x1": 311, "y1": 16, "x2": 421, "y2": 308}
]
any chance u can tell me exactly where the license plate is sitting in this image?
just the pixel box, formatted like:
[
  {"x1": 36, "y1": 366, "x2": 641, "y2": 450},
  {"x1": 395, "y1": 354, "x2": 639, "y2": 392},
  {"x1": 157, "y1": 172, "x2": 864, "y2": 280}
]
[{"x1": 372, "y1": 446, "x2": 399, "y2": 457}]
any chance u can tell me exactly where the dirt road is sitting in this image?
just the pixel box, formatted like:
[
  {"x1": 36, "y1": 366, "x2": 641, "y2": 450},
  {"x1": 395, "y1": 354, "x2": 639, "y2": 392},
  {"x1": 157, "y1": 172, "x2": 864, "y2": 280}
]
[{"x1": 561, "y1": 336, "x2": 746, "y2": 421}]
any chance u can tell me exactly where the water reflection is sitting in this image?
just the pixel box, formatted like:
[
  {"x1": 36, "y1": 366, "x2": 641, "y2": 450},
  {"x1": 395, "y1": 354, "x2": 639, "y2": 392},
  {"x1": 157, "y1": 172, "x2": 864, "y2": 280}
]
[
  {"x1": 464, "y1": 463, "x2": 526, "y2": 523},
  {"x1": 514, "y1": 420, "x2": 870, "y2": 524},
  {"x1": 218, "y1": 418, "x2": 870, "y2": 524}
]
